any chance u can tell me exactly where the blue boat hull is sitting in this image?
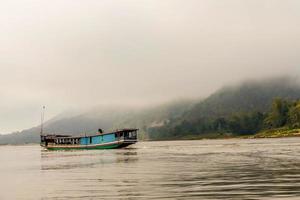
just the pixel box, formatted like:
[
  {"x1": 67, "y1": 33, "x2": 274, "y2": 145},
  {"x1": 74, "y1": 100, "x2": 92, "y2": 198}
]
[{"x1": 41, "y1": 129, "x2": 138, "y2": 150}]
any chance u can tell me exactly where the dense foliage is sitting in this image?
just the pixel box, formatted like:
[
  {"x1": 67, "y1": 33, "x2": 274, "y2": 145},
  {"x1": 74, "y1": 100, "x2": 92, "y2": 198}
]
[{"x1": 149, "y1": 98, "x2": 300, "y2": 140}]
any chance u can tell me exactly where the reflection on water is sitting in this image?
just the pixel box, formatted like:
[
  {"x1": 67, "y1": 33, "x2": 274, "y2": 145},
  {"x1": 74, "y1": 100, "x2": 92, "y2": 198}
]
[
  {"x1": 41, "y1": 150, "x2": 139, "y2": 170},
  {"x1": 1, "y1": 138, "x2": 300, "y2": 199}
]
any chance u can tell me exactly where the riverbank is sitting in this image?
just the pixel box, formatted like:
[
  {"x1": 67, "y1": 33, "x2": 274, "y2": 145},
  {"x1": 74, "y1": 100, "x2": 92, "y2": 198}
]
[
  {"x1": 246, "y1": 128, "x2": 300, "y2": 139},
  {"x1": 164, "y1": 128, "x2": 300, "y2": 141}
]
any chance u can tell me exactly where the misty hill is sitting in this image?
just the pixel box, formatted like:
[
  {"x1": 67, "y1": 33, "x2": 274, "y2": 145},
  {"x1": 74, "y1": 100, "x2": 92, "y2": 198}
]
[
  {"x1": 0, "y1": 100, "x2": 193, "y2": 144},
  {"x1": 149, "y1": 77, "x2": 300, "y2": 140},
  {"x1": 1, "y1": 77, "x2": 300, "y2": 144},
  {"x1": 186, "y1": 77, "x2": 300, "y2": 121}
]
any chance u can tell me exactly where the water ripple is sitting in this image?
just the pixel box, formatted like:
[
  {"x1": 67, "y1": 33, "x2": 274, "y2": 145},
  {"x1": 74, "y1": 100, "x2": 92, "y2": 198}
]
[{"x1": 1, "y1": 138, "x2": 300, "y2": 199}]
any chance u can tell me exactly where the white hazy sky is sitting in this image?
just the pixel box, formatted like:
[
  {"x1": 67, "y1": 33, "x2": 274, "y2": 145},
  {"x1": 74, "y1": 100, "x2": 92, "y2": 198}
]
[{"x1": 1, "y1": 0, "x2": 300, "y2": 133}]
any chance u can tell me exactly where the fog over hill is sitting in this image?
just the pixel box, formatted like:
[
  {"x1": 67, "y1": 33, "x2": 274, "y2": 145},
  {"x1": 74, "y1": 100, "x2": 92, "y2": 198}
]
[
  {"x1": 149, "y1": 77, "x2": 300, "y2": 140},
  {"x1": 0, "y1": 99, "x2": 194, "y2": 144},
  {"x1": 186, "y1": 77, "x2": 300, "y2": 121},
  {"x1": 1, "y1": 77, "x2": 300, "y2": 144}
]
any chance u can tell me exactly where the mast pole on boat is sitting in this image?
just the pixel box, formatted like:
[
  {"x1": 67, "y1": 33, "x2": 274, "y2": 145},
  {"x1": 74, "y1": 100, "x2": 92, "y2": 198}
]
[{"x1": 40, "y1": 106, "x2": 45, "y2": 136}]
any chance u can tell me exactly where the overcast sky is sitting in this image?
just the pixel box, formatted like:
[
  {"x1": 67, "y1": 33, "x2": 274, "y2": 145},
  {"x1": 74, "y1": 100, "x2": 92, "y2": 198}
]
[{"x1": 1, "y1": 0, "x2": 300, "y2": 133}]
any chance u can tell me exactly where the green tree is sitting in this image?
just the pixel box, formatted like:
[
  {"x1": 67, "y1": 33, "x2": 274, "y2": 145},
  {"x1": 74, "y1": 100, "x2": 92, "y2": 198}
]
[
  {"x1": 264, "y1": 98, "x2": 290, "y2": 128},
  {"x1": 229, "y1": 112, "x2": 264, "y2": 135},
  {"x1": 287, "y1": 100, "x2": 300, "y2": 128}
]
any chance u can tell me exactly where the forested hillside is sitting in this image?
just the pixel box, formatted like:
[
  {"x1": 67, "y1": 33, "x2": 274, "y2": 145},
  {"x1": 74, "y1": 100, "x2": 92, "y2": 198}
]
[{"x1": 149, "y1": 77, "x2": 300, "y2": 140}]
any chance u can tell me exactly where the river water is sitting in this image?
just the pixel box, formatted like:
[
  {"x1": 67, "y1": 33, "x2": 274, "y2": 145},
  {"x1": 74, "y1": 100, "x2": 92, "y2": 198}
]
[{"x1": 1, "y1": 138, "x2": 300, "y2": 200}]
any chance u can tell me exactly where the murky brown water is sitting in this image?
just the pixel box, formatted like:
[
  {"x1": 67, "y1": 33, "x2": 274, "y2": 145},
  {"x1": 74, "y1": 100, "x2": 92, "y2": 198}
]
[{"x1": 1, "y1": 138, "x2": 300, "y2": 199}]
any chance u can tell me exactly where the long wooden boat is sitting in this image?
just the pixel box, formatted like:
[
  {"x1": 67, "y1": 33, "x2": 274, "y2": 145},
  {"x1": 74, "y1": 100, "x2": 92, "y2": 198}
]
[{"x1": 40, "y1": 129, "x2": 138, "y2": 150}]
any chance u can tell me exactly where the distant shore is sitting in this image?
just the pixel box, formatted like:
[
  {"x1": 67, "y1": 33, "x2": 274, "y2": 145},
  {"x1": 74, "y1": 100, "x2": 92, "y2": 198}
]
[
  {"x1": 159, "y1": 128, "x2": 300, "y2": 141},
  {"x1": 245, "y1": 128, "x2": 300, "y2": 139}
]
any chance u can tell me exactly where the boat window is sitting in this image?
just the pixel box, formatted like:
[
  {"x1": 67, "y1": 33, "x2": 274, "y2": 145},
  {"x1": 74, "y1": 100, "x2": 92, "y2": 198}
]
[{"x1": 90, "y1": 137, "x2": 92, "y2": 144}]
